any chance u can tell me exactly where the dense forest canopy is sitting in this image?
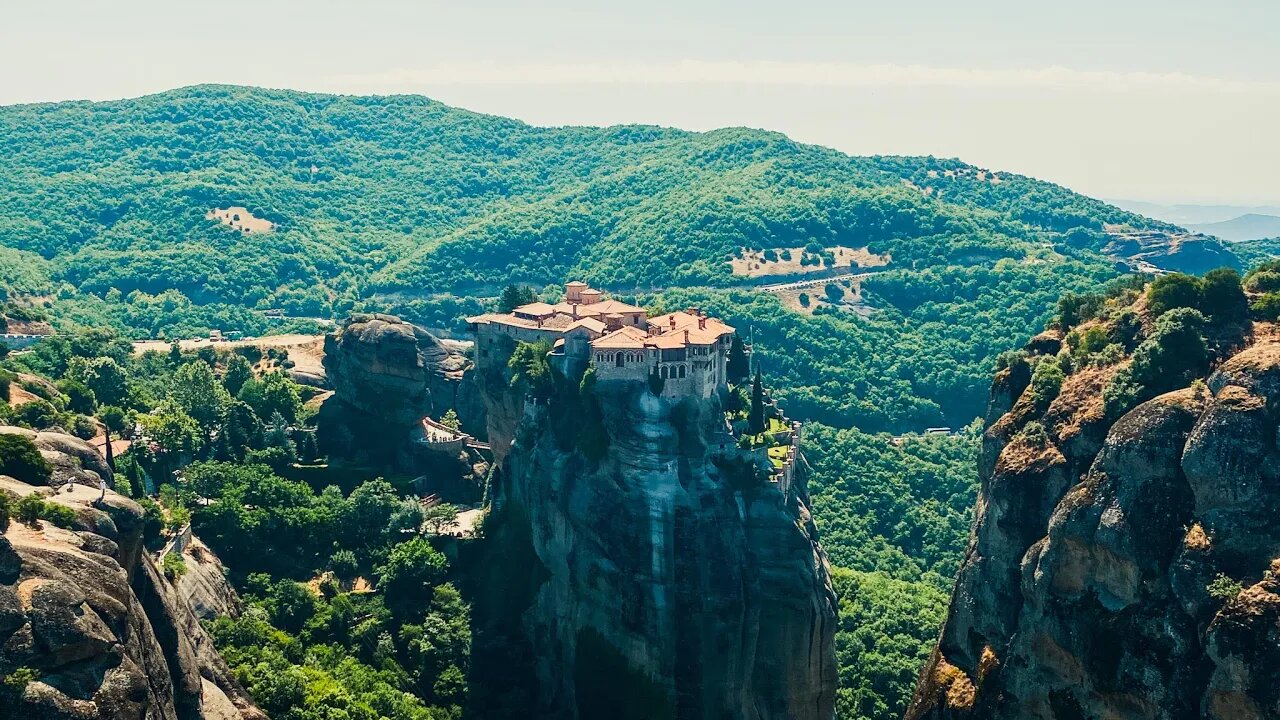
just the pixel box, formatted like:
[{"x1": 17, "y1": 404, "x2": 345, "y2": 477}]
[{"x1": 1, "y1": 84, "x2": 1159, "y2": 307}]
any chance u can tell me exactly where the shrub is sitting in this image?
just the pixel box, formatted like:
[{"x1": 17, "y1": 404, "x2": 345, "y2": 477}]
[
  {"x1": 1251, "y1": 292, "x2": 1280, "y2": 320},
  {"x1": 1206, "y1": 573, "x2": 1242, "y2": 601},
  {"x1": 1016, "y1": 421, "x2": 1049, "y2": 447},
  {"x1": 14, "y1": 400, "x2": 59, "y2": 430},
  {"x1": 1243, "y1": 261, "x2": 1280, "y2": 292},
  {"x1": 1105, "y1": 308, "x2": 1209, "y2": 418},
  {"x1": 328, "y1": 549, "x2": 359, "y2": 581},
  {"x1": 1129, "y1": 308, "x2": 1209, "y2": 394},
  {"x1": 0, "y1": 368, "x2": 14, "y2": 401},
  {"x1": 162, "y1": 552, "x2": 187, "y2": 580},
  {"x1": 1029, "y1": 357, "x2": 1065, "y2": 410},
  {"x1": 68, "y1": 414, "x2": 97, "y2": 440},
  {"x1": 1057, "y1": 291, "x2": 1103, "y2": 330},
  {"x1": 1200, "y1": 268, "x2": 1248, "y2": 324},
  {"x1": 0, "y1": 433, "x2": 53, "y2": 485},
  {"x1": 1146, "y1": 273, "x2": 1202, "y2": 317},
  {"x1": 0, "y1": 491, "x2": 10, "y2": 529},
  {"x1": 40, "y1": 501, "x2": 78, "y2": 529},
  {"x1": 15, "y1": 493, "x2": 45, "y2": 527},
  {"x1": 1, "y1": 666, "x2": 39, "y2": 693},
  {"x1": 138, "y1": 497, "x2": 165, "y2": 545}
]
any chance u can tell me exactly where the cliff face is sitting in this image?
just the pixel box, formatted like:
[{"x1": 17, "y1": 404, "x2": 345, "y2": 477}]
[
  {"x1": 909, "y1": 319, "x2": 1280, "y2": 719},
  {"x1": 472, "y1": 371, "x2": 837, "y2": 720},
  {"x1": 0, "y1": 429, "x2": 261, "y2": 720},
  {"x1": 318, "y1": 314, "x2": 486, "y2": 477}
]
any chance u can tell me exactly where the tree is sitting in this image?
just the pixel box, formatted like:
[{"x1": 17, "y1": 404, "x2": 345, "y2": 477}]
[
  {"x1": 172, "y1": 361, "x2": 228, "y2": 427},
  {"x1": 0, "y1": 434, "x2": 53, "y2": 485},
  {"x1": 65, "y1": 356, "x2": 129, "y2": 408},
  {"x1": 218, "y1": 400, "x2": 263, "y2": 462},
  {"x1": 328, "y1": 549, "x2": 359, "y2": 582},
  {"x1": 748, "y1": 369, "x2": 766, "y2": 434},
  {"x1": 377, "y1": 536, "x2": 448, "y2": 600},
  {"x1": 498, "y1": 284, "x2": 536, "y2": 313},
  {"x1": 237, "y1": 372, "x2": 301, "y2": 425},
  {"x1": 264, "y1": 580, "x2": 318, "y2": 634},
  {"x1": 97, "y1": 405, "x2": 129, "y2": 471},
  {"x1": 139, "y1": 401, "x2": 203, "y2": 463},
  {"x1": 422, "y1": 503, "x2": 460, "y2": 535},
  {"x1": 344, "y1": 478, "x2": 402, "y2": 552},
  {"x1": 508, "y1": 340, "x2": 555, "y2": 400},
  {"x1": 264, "y1": 412, "x2": 296, "y2": 461},
  {"x1": 726, "y1": 334, "x2": 749, "y2": 384},
  {"x1": 56, "y1": 379, "x2": 96, "y2": 414},
  {"x1": 1200, "y1": 267, "x2": 1248, "y2": 324},
  {"x1": 1056, "y1": 291, "x2": 1103, "y2": 331},
  {"x1": 1146, "y1": 273, "x2": 1202, "y2": 317},
  {"x1": 222, "y1": 355, "x2": 253, "y2": 396},
  {"x1": 439, "y1": 409, "x2": 461, "y2": 432}
]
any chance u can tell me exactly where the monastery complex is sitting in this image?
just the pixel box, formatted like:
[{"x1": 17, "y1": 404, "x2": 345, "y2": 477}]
[{"x1": 467, "y1": 281, "x2": 736, "y2": 399}]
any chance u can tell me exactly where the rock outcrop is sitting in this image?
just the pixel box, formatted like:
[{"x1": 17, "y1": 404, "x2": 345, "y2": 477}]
[
  {"x1": 318, "y1": 314, "x2": 485, "y2": 476},
  {"x1": 908, "y1": 307, "x2": 1280, "y2": 719},
  {"x1": 0, "y1": 428, "x2": 261, "y2": 719},
  {"x1": 1102, "y1": 229, "x2": 1241, "y2": 275},
  {"x1": 0, "y1": 426, "x2": 115, "y2": 490},
  {"x1": 470, "y1": 364, "x2": 837, "y2": 719}
]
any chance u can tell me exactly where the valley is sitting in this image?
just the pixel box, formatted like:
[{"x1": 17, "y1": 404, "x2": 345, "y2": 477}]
[{"x1": 0, "y1": 85, "x2": 1276, "y2": 720}]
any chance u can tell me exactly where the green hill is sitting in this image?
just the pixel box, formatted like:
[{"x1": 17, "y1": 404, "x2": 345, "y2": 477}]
[
  {"x1": 0, "y1": 84, "x2": 1229, "y2": 430},
  {"x1": 3, "y1": 84, "x2": 1156, "y2": 299}
]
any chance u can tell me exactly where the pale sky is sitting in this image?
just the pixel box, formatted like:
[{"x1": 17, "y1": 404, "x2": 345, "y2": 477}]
[{"x1": 4, "y1": 0, "x2": 1278, "y2": 205}]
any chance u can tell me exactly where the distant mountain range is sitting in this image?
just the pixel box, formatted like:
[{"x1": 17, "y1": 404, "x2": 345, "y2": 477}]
[
  {"x1": 1186, "y1": 213, "x2": 1280, "y2": 242},
  {"x1": 1108, "y1": 199, "x2": 1280, "y2": 228}
]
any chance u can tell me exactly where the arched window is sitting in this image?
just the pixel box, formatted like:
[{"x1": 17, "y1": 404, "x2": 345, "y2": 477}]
[
  {"x1": 616, "y1": 353, "x2": 625, "y2": 368},
  {"x1": 660, "y1": 366, "x2": 668, "y2": 379},
  {"x1": 678, "y1": 365, "x2": 686, "y2": 378}
]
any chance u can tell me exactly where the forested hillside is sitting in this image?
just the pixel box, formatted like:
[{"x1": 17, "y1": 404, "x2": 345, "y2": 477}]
[{"x1": 0, "y1": 84, "x2": 1182, "y2": 430}]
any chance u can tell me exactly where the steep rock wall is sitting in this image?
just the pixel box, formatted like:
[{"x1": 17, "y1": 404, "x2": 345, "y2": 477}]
[
  {"x1": 909, "y1": 331, "x2": 1280, "y2": 719},
  {"x1": 318, "y1": 313, "x2": 486, "y2": 476},
  {"x1": 0, "y1": 429, "x2": 261, "y2": 719},
  {"x1": 472, "y1": 372, "x2": 837, "y2": 720}
]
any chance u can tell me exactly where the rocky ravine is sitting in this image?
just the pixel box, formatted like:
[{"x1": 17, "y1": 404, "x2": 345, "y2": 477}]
[
  {"x1": 0, "y1": 427, "x2": 260, "y2": 720},
  {"x1": 470, "y1": 366, "x2": 837, "y2": 719},
  {"x1": 908, "y1": 323, "x2": 1280, "y2": 718}
]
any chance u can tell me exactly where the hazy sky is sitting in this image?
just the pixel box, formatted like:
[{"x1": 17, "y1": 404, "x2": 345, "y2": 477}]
[{"x1": 5, "y1": 0, "x2": 1277, "y2": 204}]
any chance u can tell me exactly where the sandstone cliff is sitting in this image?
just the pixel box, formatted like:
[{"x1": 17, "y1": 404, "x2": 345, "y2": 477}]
[
  {"x1": 0, "y1": 428, "x2": 261, "y2": 720},
  {"x1": 908, "y1": 295, "x2": 1280, "y2": 719},
  {"x1": 469, "y1": 361, "x2": 837, "y2": 719},
  {"x1": 318, "y1": 314, "x2": 485, "y2": 481}
]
